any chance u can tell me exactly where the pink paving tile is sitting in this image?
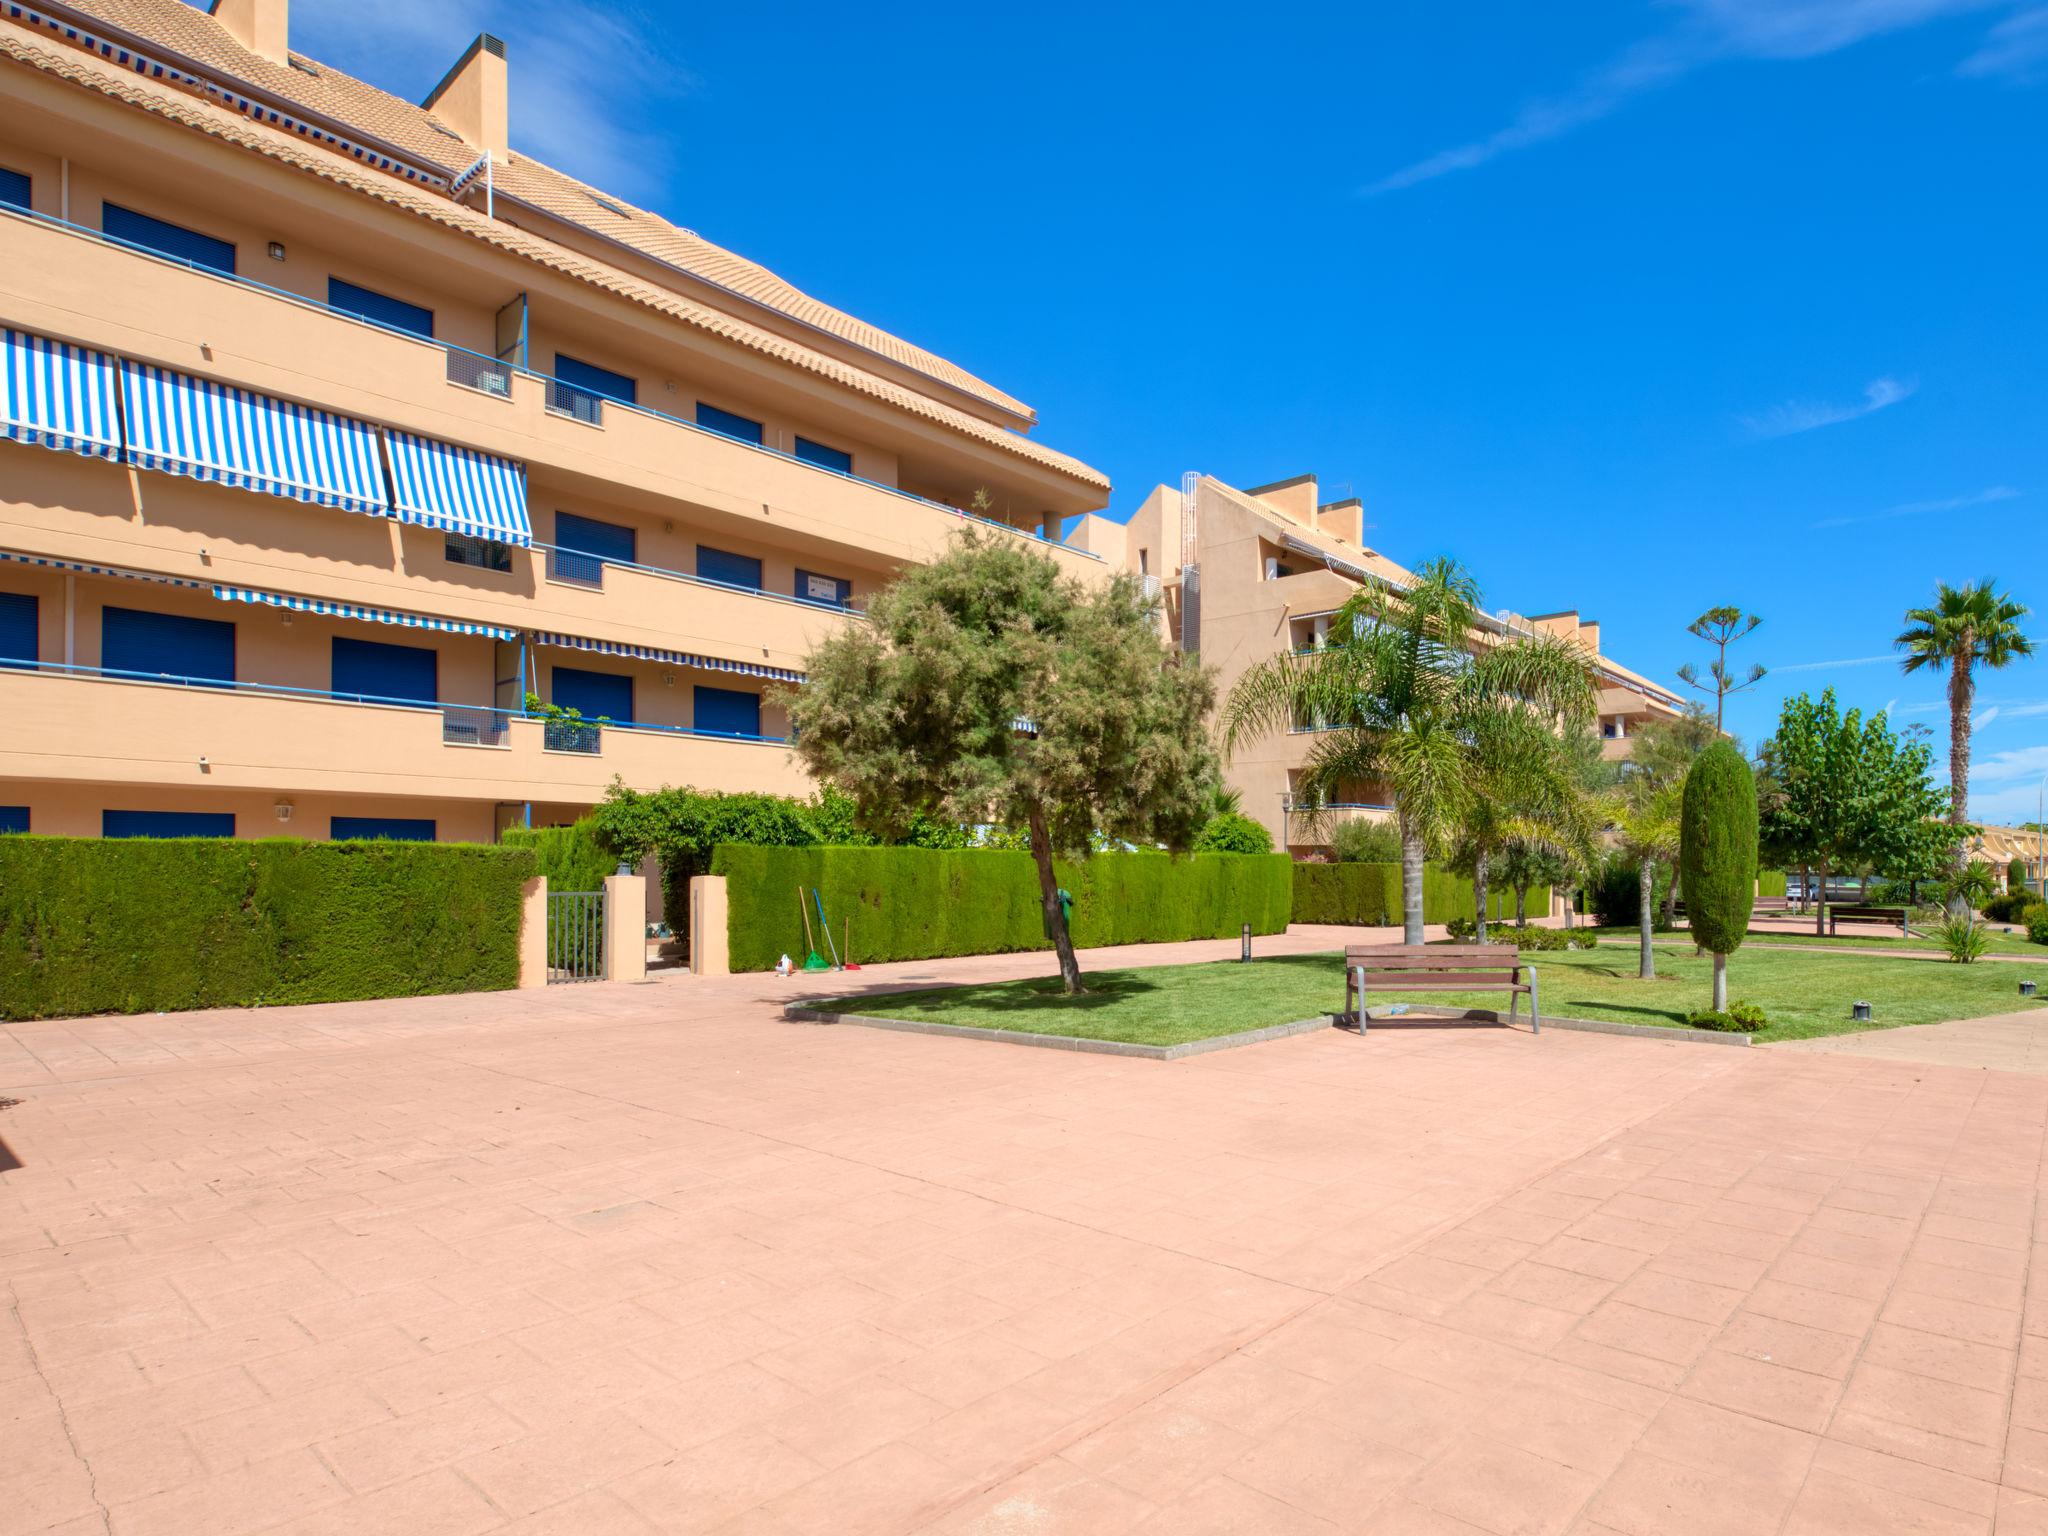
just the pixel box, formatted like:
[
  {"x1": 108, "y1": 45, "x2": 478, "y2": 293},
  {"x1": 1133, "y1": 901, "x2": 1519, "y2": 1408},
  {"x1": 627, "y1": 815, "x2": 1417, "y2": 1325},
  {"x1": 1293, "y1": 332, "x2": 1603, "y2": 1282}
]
[{"x1": 1224, "y1": 1409, "x2": 1427, "y2": 1527}]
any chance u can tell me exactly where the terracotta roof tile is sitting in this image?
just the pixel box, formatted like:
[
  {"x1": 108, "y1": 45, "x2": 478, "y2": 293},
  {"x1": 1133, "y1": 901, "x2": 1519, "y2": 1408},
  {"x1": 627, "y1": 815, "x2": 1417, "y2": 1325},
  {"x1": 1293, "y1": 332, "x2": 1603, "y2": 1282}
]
[{"x1": 0, "y1": 16, "x2": 1108, "y2": 490}]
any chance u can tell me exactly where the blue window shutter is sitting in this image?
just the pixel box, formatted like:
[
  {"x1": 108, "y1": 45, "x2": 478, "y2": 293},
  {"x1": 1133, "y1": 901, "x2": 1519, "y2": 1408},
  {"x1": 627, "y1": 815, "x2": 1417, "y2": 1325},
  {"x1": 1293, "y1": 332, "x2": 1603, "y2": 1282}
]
[
  {"x1": 101, "y1": 606, "x2": 235, "y2": 685},
  {"x1": 794, "y1": 569, "x2": 852, "y2": 607},
  {"x1": 552, "y1": 666, "x2": 634, "y2": 724},
  {"x1": 103, "y1": 809, "x2": 236, "y2": 838},
  {"x1": 794, "y1": 437, "x2": 853, "y2": 475},
  {"x1": 102, "y1": 204, "x2": 235, "y2": 274},
  {"x1": 331, "y1": 637, "x2": 438, "y2": 704},
  {"x1": 331, "y1": 816, "x2": 436, "y2": 842},
  {"x1": 696, "y1": 403, "x2": 764, "y2": 446},
  {"x1": 0, "y1": 591, "x2": 36, "y2": 667},
  {"x1": 697, "y1": 546, "x2": 763, "y2": 590},
  {"x1": 0, "y1": 168, "x2": 29, "y2": 210},
  {"x1": 0, "y1": 807, "x2": 28, "y2": 834},
  {"x1": 694, "y1": 685, "x2": 761, "y2": 738},
  {"x1": 554, "y1": 354, "x2": 637, "y2": 406},
  {"x1": 553, "y1": 511, "x2": 637, "y2": 565},
  {"x1": 328, "y1": 278, "x2": 435, "y2": 339}
]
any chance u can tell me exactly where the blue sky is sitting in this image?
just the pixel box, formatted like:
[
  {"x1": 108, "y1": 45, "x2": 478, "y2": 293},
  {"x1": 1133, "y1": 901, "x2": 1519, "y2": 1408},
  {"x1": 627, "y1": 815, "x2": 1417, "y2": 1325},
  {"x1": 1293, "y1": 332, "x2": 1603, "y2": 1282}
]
[{"x1": 281, "y1": 0, "x2": 2048, "y2": 820}]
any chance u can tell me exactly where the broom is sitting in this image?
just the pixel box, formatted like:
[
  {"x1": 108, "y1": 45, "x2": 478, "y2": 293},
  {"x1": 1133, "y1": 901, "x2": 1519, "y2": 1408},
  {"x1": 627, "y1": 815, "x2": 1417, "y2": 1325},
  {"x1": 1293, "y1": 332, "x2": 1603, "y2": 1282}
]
[
  {"x1": 798, "y1": 888, "x2": 830, "y2": 971},
  {"x1": 813, "y1": 889, "x2": 842, "y2": 970},
  {"x1": 842, "y1": 915, "x2": 860, "y2": 971}
]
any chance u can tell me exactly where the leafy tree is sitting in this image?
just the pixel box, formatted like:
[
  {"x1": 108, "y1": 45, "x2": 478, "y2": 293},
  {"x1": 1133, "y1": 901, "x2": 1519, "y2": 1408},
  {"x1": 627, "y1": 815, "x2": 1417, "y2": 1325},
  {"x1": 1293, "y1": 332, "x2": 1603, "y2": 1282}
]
[
  {"x1": 2010, "y1": 857, "x2": 2030, "y2": 892},
  {"x1": 1193, "y1": 812, "x2": 1273, "y2": 855},
  {"x1": 1608, "y1": 778, "x2": 1682, "y2": 979},
  {"x1": 1328, "y1": 817, "x2": 1403, "y2": 864},
  {"x1": 784, "y1": 531, "x2": 1217, "y2": 994},
  {"x1": 1676, "y1": 607, "x2": 1766, "y2": 730},
  {"x1": 1223, "y1": 558, "x2": 1595, "y2": 944},
  {"x1": 1447, "y1": 712, "x2": 1602, "y2": 941},
  {"x1": 1679, "y1": 741, "x2": 1758, "y2": 1010},
  {"x1": 1896, "y1": 580, "x2": 2034, "y2": 876},
  {"x1": 1756, "y1": 690, "x2": 1954, "y2": 936}
]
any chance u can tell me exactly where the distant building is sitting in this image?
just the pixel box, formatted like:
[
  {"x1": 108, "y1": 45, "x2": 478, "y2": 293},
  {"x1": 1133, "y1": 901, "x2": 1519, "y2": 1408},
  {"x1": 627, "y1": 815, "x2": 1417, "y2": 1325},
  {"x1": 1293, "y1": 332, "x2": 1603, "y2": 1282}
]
[{"x1": 1095, "y1": 472, "x2": 1684, "y2": 856}]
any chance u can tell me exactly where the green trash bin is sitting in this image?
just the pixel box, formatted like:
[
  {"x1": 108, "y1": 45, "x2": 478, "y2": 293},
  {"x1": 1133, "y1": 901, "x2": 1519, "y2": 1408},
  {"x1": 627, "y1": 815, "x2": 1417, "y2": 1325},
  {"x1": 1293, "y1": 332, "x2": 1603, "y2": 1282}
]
[{"x1": 1043, "y1": 886, "x2": 1073, "y2": 940}]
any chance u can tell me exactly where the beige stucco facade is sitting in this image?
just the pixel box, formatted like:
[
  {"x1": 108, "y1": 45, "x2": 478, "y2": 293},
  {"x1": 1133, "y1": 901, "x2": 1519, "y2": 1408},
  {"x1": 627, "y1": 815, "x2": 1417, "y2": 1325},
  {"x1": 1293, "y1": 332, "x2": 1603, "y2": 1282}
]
[
  {"x1": 1120, "y1": 473, "x2": 1685, "y2": 855},
  {"x1": 0, "y1": 0, "x2": 1112, "y2": 845}
]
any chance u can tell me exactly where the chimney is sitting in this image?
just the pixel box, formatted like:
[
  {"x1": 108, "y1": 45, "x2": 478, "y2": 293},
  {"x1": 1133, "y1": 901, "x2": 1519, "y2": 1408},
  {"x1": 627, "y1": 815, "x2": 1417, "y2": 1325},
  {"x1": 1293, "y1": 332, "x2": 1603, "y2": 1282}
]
[
  {"x1": 212, "y1": 0, "x2": 289, "y2": 64},
  {"x1": 423, "y1": 34, "x2": 509, "y2": 159},
  {"x1": 1579, "y1": 619, "x2": 1602, "y2": 655},
  {"x1": 1315, "y1": 498, "x2": 1364, "y2": 545}
]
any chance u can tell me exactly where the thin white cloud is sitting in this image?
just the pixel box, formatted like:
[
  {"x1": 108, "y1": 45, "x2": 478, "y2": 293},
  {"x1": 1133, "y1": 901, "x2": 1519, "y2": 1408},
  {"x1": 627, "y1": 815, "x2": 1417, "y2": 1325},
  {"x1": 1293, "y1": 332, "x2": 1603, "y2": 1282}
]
[
  {"x1": 1975, "y1": 706, "x2": 2003, "y2": 730},
  {"x1": 1959, "y1": 5, "x2": 2048, "y2": 76},
  {"x1": 1741, "y1": 376, "x2": 1917, "y2": 439},
  {"x1": 1363, "y1": 0, "x2": 2023, "y2": 196},
  {"x1": 1810, "y1": 484, "x2": 2021, "y2": 529},
  {"x1": 1772, "y1": 653, "x2": 1899, "y2": 672}
]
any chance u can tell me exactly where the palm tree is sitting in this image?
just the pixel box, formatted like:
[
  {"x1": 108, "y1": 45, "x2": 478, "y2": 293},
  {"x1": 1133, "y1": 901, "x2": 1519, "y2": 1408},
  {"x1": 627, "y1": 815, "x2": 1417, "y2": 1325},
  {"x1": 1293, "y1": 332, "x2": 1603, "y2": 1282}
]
[
  {"x1": 1452, "y1": 712, "x2": 1604, "y2": 941},
  {"x1": 1222, "y1": 558, "x2": 1596, "y2": 945},
  {"x1": 1608, "y1": 777, "x2": 1681, "y2": 980},
  {"x1": 1896, "y1": 581, "x2": 2033, "y2": 866}
]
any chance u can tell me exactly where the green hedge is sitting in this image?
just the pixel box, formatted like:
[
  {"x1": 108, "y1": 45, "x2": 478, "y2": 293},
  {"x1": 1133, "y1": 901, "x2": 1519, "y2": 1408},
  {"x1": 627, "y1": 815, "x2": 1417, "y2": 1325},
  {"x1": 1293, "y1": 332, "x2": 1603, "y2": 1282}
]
[
  {"x1": 502, "y1": 819, "x2": 616, "y2": 894},
  {"x1": 1290, "y1": 863, "x2": 1548, "y2": 926},
  {"x1": 713, "y1": 845, "x2": 1293, "y2": 971},
  {"x1": 1758, "y1": 869, "x2": 1788, "y2": 899},
  {"x1": 0, "y1": 836, "x2": 536, "y2": 1020}
]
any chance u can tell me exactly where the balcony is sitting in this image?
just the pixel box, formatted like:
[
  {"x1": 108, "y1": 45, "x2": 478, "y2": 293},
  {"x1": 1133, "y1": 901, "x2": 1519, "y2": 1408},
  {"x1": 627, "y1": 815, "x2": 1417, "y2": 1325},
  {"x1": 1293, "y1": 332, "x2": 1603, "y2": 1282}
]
[
  {"x1": 1283, "y1": 801, "x2": 1396, "y2": 845},
  {"x1": 0, "y1": 207, "x2": 1105, "y2": 581},
  {"x1": 0, "y1": 666, "x2": 810, "y2": 802}
]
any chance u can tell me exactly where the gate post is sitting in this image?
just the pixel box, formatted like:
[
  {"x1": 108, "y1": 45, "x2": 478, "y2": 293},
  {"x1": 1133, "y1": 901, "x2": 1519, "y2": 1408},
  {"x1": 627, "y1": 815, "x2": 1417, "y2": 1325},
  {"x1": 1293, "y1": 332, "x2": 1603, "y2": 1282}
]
[
  {"x1": 518, "y1": 875, "x2": 548, "y2": 989},
  {"x1": 690, "y1": 876, "x2": 729, "y2": 976},
  {"x1": 604, "y1": 872, "x2": 647, "y2": 984}
]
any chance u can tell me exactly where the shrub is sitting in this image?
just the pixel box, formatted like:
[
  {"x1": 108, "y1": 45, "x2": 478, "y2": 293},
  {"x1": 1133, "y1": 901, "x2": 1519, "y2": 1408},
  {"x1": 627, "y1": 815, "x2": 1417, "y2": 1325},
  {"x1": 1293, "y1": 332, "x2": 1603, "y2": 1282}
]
[
  {"x1": 501, "y1": 819, "x2": 617, "y2": 894},
  {"x1": 2030, "y1": 904, "x2": 2048, "y2": 945},
  {"x1": 1679, "y1": 741, "x2": 1758, "y2": 958},
  {"x1": 1984, "y1": 890, "x2": 2035, "y2": 924},
  {"x1": 0, "y1": 836, "x2": 535, "y2": 1020},
  {"x1": 1590, "y1": 850, "x2": 1673, "y2": 928},
  {"x1": 1940, "y1": 912, "x2": 1991, "y2": 964},
  {"x1": 1328, "y1": 818, "x2": 1403, "y2": 864},
  {"x1": 2010, "y1": 857, "x2": 2029, "y2": 892},
  {"x1": 1757, "y1": 869, "x2": 1788, "y2": 900},
  {"x1": 1504, "y1": 927, "x2": 1600, "y2": 952},
  {"x1": 712, "y1": 845, "x2": 1292, "y2": 971},
  {"x1": 1444, "y1": 915, "x2": 1476, "y2": 941},
  {"x1": 1193, "y1": 812, "x2": 1274, "y2": 855},
  {"x1": 1685, "y1": 1000, "x2": 1767, "y2": 1032}
]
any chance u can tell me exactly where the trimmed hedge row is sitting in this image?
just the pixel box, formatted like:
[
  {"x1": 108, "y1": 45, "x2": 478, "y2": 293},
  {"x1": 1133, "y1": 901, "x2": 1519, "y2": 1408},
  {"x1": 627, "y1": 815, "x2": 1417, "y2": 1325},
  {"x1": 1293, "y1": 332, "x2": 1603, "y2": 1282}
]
[
  {"x1": 502, "y1": 820, "x2": 616, "y2": 895},
  {"x1": 1758, "y1": 869, "x2": 1788, "y2": 899},
  {"x1": 1290, "y1": 863, "x2": 1548, "y2": 926},
  {"x1": 0, "y1": 836, "x2": 536, "y2": 1020},
  {"x1": 713, "y1": 845, "x2": 1293, "y2": 972}
]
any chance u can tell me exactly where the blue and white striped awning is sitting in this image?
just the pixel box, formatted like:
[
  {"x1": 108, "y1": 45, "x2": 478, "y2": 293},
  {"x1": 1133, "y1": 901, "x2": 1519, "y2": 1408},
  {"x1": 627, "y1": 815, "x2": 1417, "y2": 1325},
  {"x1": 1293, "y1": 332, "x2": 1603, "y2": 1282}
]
[
  {"x1": 534, "y1": 631, "x2": 804, "y2": 683},
  {"x1": 120, "y1": 362, "x2": 388, "y2": 514},
  {"x1": 210, "y1": 585, "x2": 518, "y2": 640},
  {"x1": 1, "y1": 330, "x2": 121, "y2": 459},
  {"x1": 384, "y1": 430, "x2": 531, "y2": 546},
  {"x1": 0, "y1": 548, "x2": 202, "y2": 587}
]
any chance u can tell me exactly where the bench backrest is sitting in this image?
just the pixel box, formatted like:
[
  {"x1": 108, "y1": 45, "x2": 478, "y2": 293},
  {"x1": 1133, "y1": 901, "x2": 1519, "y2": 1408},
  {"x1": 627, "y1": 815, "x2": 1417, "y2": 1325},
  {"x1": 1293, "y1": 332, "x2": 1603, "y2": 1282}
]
[
  {"x1": 1834, "y1": 906, "x2": 1906, "y2": 917},
  {"x1": 1344, "y1": 943, "x2": 1521, "y2": 979}
]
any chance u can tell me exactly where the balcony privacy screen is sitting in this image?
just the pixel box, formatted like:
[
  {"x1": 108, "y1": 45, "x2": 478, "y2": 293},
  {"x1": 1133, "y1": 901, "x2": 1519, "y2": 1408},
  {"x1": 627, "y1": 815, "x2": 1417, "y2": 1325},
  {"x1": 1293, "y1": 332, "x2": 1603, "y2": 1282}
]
[
  {"x1": 383, "y1": 430, "x2": 531, "y2": 546},
  {"x1": 1, "y1": 330, "x2": 121, "y2": 459},
  {"x1": 119, "y1": 360, "x2": 387, "y2": 514}
]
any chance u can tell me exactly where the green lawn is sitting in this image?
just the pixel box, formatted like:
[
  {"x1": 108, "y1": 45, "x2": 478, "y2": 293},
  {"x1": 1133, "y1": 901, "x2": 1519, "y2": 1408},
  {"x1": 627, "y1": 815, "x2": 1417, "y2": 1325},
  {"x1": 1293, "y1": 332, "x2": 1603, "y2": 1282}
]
[
  {"x1": 1585, "y1": 925, "x2": 2047, "y2": 957},
  {"x1": 818, "y1": 943, "x2": 2048, "y2": 1047}
]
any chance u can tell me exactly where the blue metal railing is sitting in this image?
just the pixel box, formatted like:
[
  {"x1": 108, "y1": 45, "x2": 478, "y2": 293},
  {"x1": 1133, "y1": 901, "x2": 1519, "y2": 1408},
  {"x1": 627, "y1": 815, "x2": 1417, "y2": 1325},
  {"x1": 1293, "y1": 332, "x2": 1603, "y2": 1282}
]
[
  {"x1": 1, "y1": 203, "x2": 1103, "y2": 562},
  {"x1": 530, "y1": 540, "x2": 863, "y2": 612},
  {"x1": 5, "y1": 661, "x2": 787, "y2": 748}
]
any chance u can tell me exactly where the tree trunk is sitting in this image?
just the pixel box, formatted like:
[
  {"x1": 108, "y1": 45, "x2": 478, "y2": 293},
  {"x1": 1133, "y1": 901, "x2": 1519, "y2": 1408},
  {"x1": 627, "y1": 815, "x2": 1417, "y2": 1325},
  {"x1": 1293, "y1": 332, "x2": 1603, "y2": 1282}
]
[
  {"x1": 1400, "y1": 814, "x2": 1426, "y2": 946},
  {"x1": 1712, "y1": 951, "x2": 1727, "y2": 1011},
  {"x1": 1814, "y1": 858, "x2": 1829, "y2": 938},
  {"x1": 1638, "y1": 858, "x2": 1655, "y2": 980},
  {"x1": 1661, "y1": 868, "x2": 1679, "y2": 930},
  {"x1": 1949, "y1": 647, "x2": 1974, "y2": 906},
  {"x1": 1025, "y1": 803, "x2": 1084, "y2": 995},
  {"x1": 1474, "y1": 850, "x2": 1490, "y2": 944},
  {"x1": 1514, "y1": 883, "x2": 1528, "y2": 928},
  {"x1": 1563, "y1": 887, "x2": 1576, "y2": 929}
]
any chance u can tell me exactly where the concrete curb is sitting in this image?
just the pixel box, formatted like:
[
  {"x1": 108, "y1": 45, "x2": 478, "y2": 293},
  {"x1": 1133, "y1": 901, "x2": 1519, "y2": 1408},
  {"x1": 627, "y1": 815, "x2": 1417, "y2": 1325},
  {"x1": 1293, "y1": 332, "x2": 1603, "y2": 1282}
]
[
  {"x1": 783, "y1": 1005, "x2": 1335, "y2": 1060},
  {"x1": 1376, "y1": 1006, "x2": 1755, "y2": 1047}
]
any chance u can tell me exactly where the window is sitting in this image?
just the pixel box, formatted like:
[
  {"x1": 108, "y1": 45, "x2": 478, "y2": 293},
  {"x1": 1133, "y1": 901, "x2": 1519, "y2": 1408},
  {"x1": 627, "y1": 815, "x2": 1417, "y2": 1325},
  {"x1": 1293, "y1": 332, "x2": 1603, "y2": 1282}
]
[
  {"x1": 0, "y1": 807, "x2": 27, "y2": 835},
  {"x1": 0, "y1": 591, "x2": 35, "y2": 668},
  {"x1": 0, "y1": 167, "x2": 28, "y2": 211},
  {"x1": 1601, "y1": 718, "x2": 1618, "y2": 739},
  {"x1": 696, "y1": 403, "x2": 764, "y2": 446},
  {"x1": 794, "y1": 436, "x2": 852, "y2": 475},
  {"x1": 332, "y1": 637, "x2": 438, "y2": 704},
  {"x1": 552, "y1": 666, "x2": 633, "y2": 724},
  {"x1": 697, "y1": 546, "x2": 763, "y2": 591},
  {"x1": 103, "y1": 809, "x2": 235, "y2": 838},
  {"x1": 328, "y1": 277, "x2": 434, "y2": 339},
  {"x1": 694, "y1": 685, "x2": 761, "y2": 738},
  {"x1": 445, "y1": 533, "x2": 513, "y2": 572},
  {"x1": 102, "y1": 203, "x2": 235, "y2": 275},
  {"x1": 554, "y1": 353, "x2": 637, "y2": 408},
  {"x1": 102, "y1": 606, "x2": 235, "y2": 685},
  {"x1": 550, "y1": 511, "x2": 636, "y2": 587},
  {"x1": 795, "y1": 569, "x2": 852, "y2": 607},
  {"x1": 332, "y1": 816, "x2": 435, "y2": 842}
]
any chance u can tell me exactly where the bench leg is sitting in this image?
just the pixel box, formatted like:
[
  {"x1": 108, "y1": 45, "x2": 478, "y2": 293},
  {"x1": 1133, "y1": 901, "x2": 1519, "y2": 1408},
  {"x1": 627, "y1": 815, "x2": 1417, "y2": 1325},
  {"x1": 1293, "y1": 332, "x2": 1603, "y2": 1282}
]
[
  {"x1": 1529, "y1": 966, "x2": 1540, "y2": 1035},
  {"x1": 1354, "y1": 968, "x2": 1368, "y2": 1036},
  {"x1": 1508, "y1": 986, "x2": 1518, "y2": 1028}
]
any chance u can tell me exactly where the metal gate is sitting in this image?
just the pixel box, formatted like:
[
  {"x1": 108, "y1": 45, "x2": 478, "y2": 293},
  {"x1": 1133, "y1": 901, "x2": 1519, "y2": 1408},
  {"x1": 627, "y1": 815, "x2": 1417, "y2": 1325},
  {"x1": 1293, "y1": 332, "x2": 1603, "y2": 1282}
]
[{"x1": 547, "y1": 890, "x2": 606, "y2": 983}]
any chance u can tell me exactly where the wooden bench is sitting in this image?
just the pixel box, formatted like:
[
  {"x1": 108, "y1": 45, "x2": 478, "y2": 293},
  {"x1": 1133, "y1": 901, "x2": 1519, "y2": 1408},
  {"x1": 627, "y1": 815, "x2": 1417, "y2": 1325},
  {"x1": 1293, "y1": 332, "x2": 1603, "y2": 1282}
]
[
  {"x1": 1827, "y1": 905, "x2": 1910, "y2": 937},
  {"x1": 1343, "y1": 944, "x2": 1538, "y2": 1035}
]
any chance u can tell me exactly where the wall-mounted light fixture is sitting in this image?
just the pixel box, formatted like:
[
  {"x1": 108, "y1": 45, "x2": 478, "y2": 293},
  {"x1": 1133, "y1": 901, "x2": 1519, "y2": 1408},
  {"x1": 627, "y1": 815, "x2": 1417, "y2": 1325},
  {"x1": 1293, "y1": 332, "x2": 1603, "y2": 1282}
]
[
  {"x1": 274, "y1": 799, "x2": 294, "y2": 823},
  {"x1": 267, "y1": 241, "x2": 286, "y2": 262}
]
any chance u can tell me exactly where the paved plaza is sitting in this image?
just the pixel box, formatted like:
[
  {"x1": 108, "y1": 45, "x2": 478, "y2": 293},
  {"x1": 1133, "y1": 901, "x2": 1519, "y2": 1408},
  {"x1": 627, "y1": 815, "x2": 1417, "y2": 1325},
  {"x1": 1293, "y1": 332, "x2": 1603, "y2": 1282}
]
[{"x1": 8, "y1": 936, "x2": 2048, "y2": 1533}]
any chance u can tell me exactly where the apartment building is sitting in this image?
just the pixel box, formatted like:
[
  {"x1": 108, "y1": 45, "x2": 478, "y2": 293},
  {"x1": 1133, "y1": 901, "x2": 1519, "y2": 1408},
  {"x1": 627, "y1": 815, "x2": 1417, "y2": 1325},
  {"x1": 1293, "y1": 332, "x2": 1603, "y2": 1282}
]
[
  {"x1": 1105, "y1": 472, "x2": 1685, "y2": 855},
  {"x1": 0, "y1": 0, "x2": 1115, "y2": 843}
]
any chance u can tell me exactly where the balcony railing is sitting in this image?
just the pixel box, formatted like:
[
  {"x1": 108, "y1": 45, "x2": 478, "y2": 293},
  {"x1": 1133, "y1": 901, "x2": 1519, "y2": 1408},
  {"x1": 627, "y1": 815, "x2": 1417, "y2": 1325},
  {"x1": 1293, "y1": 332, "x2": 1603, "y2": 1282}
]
[
  {"x1": 530, "y1": 541, "x2": 866, "y2": 612},
  {"x1": 1, "y1": 203, "x2": 1102, "y2": 562}
]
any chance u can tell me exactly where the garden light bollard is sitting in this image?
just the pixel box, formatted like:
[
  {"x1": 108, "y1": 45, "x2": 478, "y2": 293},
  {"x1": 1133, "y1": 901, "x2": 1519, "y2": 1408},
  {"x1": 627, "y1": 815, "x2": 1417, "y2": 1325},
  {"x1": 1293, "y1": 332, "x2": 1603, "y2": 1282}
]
[
  {"x1": 1241, "y1": 923, "x2": 1252, "y2": 963},
  {"x1": 2024, "y1": 980, "x2": 2039, "y2": 998},
  {"x1": 1852, "y1": 1001, "x2": 1872, "y2": 1022}
]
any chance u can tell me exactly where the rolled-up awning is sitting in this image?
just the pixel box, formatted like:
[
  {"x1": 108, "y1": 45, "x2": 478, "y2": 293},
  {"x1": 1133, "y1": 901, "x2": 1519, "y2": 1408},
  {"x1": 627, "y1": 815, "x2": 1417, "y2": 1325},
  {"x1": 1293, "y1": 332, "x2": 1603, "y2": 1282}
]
[
  {"x1": 383, "y1": 429, "x2": 530, "y2": 546},
  {"x1": 1, "y1": 329, "x2": 121, "y2": 459},
  {"x1": 533, "y1": 630, "x2": 803, "y2": 683},
  {"x1": 0, "y1": 548, "x2": 201, "y2": 587},
  {"x1": 120, "y1": 361, "x2": 388, "y2": 514},
  {"x1": 210, "y1": 584, "x2": 518, "y2": 640}
]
